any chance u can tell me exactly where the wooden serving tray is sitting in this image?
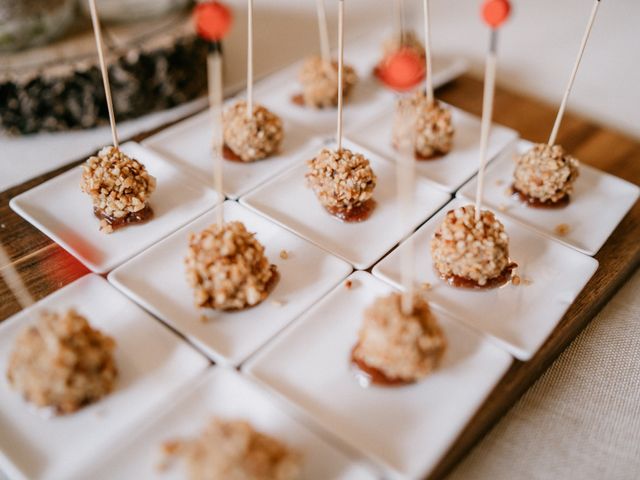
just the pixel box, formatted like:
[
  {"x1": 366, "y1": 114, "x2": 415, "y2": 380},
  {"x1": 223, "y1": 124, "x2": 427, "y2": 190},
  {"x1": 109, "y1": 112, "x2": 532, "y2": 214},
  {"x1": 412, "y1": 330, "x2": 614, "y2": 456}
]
[{"x1": 0, "y1": 74, "x2": 638, "y2": 479}]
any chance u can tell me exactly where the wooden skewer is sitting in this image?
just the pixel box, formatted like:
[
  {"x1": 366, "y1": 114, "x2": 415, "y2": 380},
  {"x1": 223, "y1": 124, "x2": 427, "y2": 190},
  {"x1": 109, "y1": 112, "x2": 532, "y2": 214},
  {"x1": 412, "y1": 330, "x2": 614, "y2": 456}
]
[
  {"x1": 548, "y1": 0, "x2": 601, "y2": 146},
  {"x1": 336, "y1": 0, "x2": 345, "y2": 152},
  {"x1": 315, "y1": 0, "x2": 331, "y2": 66},
  {"x1": 208, "y1": 46, "x2": 225, "y2": 227},
  {"x1": 396, "y1": 0, "x2": 406, "y2": 46},
  {"x1": 422, "y1": 0, "x2": 434, "y2": 103},
  {"x1": 246, "y1": 0, "x2": 254, "y2": 119},
  {"x1": 87, "y1": 0, "x2": 119, "y2": 149},
  {"x1": 0, "y1": 246, "x2": 34, "y2": 309},
  {"x1": 474, "y1": 30, "x2": 498, "y2": 220},
  {"x1": 396, "y1": 109, "x2": 417, "y2": 315}
]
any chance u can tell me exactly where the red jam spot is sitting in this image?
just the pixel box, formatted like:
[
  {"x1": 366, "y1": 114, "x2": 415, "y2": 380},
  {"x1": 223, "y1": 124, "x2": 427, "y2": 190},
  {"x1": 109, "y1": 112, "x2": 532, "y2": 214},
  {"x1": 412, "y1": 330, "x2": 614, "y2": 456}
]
[
  {"x1": 325, "y1": 199, "x2": 376, "y2": 223},
  {"x1": 511, "y1": 185, "x2": 570, "y2": 209}
]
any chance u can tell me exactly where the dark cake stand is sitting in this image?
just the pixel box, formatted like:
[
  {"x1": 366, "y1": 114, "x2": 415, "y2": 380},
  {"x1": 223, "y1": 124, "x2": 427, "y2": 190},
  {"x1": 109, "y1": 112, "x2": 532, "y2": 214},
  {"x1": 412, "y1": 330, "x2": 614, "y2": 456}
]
[{"x1": 0, "y1": 10, "x2": 207, "y2": 135}]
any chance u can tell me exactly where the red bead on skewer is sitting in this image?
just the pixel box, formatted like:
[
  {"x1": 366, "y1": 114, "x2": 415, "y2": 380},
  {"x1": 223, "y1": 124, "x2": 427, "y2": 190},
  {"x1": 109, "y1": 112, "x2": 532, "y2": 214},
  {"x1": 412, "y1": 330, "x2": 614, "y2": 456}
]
[
  {"x1": 378, "y1": 48, "x2": 425, "y2": 92},
  {"x1": 194, "y1": 1, "x2": 233, "y2": 41},
  {"x1": 482, "y1": 0, "x2": 511, "y2": 29}
]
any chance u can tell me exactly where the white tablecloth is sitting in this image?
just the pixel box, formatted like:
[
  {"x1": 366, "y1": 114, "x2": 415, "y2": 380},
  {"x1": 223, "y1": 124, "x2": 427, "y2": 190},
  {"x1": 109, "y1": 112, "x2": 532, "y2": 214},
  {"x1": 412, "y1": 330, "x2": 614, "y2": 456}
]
[{"x1": 447, "y1": 268, "x2": 640, "y2": 480}]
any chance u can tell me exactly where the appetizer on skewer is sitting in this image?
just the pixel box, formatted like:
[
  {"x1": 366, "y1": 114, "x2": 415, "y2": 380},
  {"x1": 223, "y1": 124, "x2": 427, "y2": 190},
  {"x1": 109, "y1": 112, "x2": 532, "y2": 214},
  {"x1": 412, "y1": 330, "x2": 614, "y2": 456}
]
[
  {"x1": 351, "y1": 292, "x2": 446, "y2": 387},
  {"x1": 7, "y1": 309, "x2": 117, "y2": 415},
  {"x1": 306, "y1": 0, "x2": 377, "y2": 222},
  {"x1": 511, "y1": 0, "x2": 602, "y2": 209},
  {"x1": 294, "y1": 0, "x2": 358, "y2": 108},
  {"x1": 81, "y1": 0, "x2": 157, "y2": 233},
  {"x1": 162, "y1": 417, "x2": 302, "y2": 480},
  {"x1": 222, "y1": 0, "x2": 283, "y2": 162}
]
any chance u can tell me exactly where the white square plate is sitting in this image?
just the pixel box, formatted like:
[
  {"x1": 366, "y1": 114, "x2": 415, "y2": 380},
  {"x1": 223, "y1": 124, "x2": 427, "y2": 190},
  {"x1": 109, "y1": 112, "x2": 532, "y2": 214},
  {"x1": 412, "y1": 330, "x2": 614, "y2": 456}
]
[
  {"x1": 108, "y1": 201, "x2": 352, "y2": 366},
  {"x1": 9, "y1": 142, "x2": 221, "y2": 274},
  {"x1": 240, "y1": 139, "x2": 451, "y2": 270},
  {"x1": 143, "y1": 109, "x2": 319, "y2": 200},
  {"x1": 243, "y1": 271, "x2": 512, "y2": 480},
  {"x1": 457, "y1": 140, "x2": 640, "y2": 255},
  {"x1": 373, "y1": 198, "x2": 599, "y2": 360},
  {"x1": 348, "y1": 102, "x2": 518, "y2": 193},
  {"x1": 80, "y1": 367, "x2": 377, "y2": 480},
  {"x1": 0, "y1": 275, "x2": 209, "y2": 480}
]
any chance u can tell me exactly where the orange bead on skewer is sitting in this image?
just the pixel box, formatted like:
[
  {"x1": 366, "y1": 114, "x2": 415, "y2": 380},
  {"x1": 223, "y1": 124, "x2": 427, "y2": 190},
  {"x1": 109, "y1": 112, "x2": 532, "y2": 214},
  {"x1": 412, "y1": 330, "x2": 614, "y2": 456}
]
[
  {"x1": 378, "y1": 48, "x2": 425, "y2": 92},
  {"x1": 482, "y1": 0, "x2": 511, "y2": 29},
  {"x1": 194, "y1": 1, "x2": 233, "y2": 41}
]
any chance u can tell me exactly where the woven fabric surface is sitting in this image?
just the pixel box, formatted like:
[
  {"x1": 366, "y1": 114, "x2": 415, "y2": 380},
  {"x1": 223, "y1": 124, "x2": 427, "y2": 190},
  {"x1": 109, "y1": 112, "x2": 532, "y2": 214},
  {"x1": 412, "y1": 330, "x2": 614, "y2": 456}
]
[{"x1": 447, "y1": 269, "x2": 640, "y2": 480}]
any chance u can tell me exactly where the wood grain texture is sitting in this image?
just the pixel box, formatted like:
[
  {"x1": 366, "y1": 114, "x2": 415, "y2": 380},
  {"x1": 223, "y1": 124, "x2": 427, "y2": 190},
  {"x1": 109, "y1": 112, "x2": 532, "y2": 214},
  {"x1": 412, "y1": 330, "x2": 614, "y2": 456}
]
[{"x1": 0, "y1": 74, "x2": 638, "y2": 479}]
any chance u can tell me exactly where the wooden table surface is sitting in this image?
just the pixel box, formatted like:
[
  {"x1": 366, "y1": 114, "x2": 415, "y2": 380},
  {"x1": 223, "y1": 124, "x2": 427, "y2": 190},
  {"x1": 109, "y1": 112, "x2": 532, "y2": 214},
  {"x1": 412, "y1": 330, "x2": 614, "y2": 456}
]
[{"x1": 1, "y1": 74, "x2": 639, "y2": 479}]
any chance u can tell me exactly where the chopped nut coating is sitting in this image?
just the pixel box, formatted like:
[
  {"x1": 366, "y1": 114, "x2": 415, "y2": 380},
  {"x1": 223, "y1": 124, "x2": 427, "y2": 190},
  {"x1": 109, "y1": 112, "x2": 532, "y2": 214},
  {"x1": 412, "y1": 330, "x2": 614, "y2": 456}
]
[
  {"x1": 298, "y1": 56, "x2": 358, "y2": 108},
  {"x1": 7, "y1": 309, "x2": 117, "y2": 415},
  {"x1": 223, "y1": 101, "x2": 284, "y2": 162},
  {"x1": 185, "y1": 221, "x2": 277, "y2": 310},
  {"x1": 513, "y1": 143, "x2": 579, "y2": 204},
  {"x1": 353, "y1": 293, "x2": 446, "y2": 382},
  {"x1": 306, "y1": 147, "x2": 377, "y2": 212},
  {"x1": 431, "y1": 205, "x2": 511, "y2": 286},
  {"x1": 80, "y1": 146, "x2": 156, "y2": 233}
]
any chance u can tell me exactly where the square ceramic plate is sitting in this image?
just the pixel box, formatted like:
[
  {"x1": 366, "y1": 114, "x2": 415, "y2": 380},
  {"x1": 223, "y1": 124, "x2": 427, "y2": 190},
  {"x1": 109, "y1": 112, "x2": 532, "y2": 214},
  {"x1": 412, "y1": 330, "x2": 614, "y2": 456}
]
[
  {"x1": 143, "y1": 109, "x2": 319, "y2": 200},
  {"x1": 456, "y1": 140, "x2": 640, "y2": 255},
  {"x1": 240, "y1": 139, "x2": 451, "y2": 270},
  {"x1": 243, "y1": 271, "x2": 512, "y2": 480},
  {"x1": 347, "y1": 102, "x2": 519, "y2": 193},
  {"x1": 373, "y1": 198, "x2": 599, "y2": 360},
  {"x1": 108, "y1": 201, "x2": 352, "y2": 366},
  {"x1": 9, "y1": 142, "x2": 221, "y2": 274},
  {"x1": 0, "y1": 275, "x2": 209, "y2": 480},
  {"x1": 79, "y1": 367, "x2": 377, "y2": 480}
]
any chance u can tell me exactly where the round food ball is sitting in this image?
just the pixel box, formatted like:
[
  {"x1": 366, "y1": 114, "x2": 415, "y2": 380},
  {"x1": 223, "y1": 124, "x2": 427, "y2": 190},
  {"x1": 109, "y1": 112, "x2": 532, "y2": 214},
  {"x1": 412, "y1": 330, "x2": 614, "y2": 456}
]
[
  {"x1": 223, "y1": 101, "x2": 284, "y2": 162},
  {"x1": 298, "y1": 55, "x2": 358, "y2": 108},
  {"x1": 513, "y1": 143, "x2": 580, "y2": 205},
  {"x1": 6, "y1": 309, "x2": 117, "y2": 415},
  {"x1": 165, "y1": 418, "x2": 302, "y2": 480},
  {"x1": 305, "y1": 147, "x2": 377, "y2": 216},
  {"x1": 353, "y1": 292, "x2": 446, "y2": 383},
  {"x1": 80, "y1": 146, "x2": 156, "y2": 233},
  {"x1": 185, "y1": 221, "x2": 277, "y2": 311},
  {"x1": 392, "y1": 91, "x2": 454, "y2": 158},
  {"x1": 431, "y1": 205, "x2": 513, "y2": 287}
]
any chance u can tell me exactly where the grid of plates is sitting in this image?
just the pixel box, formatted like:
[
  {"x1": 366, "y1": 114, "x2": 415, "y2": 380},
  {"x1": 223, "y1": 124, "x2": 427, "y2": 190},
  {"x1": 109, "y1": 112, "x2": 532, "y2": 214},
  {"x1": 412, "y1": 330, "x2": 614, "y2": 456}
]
[{"x1": 5, "y1": 29, "x2": 638, "y2": 480}]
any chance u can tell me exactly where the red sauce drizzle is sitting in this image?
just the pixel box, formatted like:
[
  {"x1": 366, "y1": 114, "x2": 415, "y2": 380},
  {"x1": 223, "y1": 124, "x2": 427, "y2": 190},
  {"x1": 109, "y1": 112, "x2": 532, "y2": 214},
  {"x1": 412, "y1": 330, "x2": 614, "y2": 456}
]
[
  {"x1": 291, "y1": 93, "x2": 306, "y2": 106},
  {"x1": 511, "y1": 184, "x2": 570, "y2": 209},
  {"x1": 325, "y1": 199, "x2": 376, "y2": 223},
  {"x1": 414, "y1": 149, "x2": 447, "y2": 161},
  {"x1": 222, "y1": 144, "x2": 245, "y2": 162},
  {"x1": 438, "y1": 262, "x2": 518, "y2": 290},
  {"x1": 93, "y1": 205, "x2": 153, "y2": 231}
]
